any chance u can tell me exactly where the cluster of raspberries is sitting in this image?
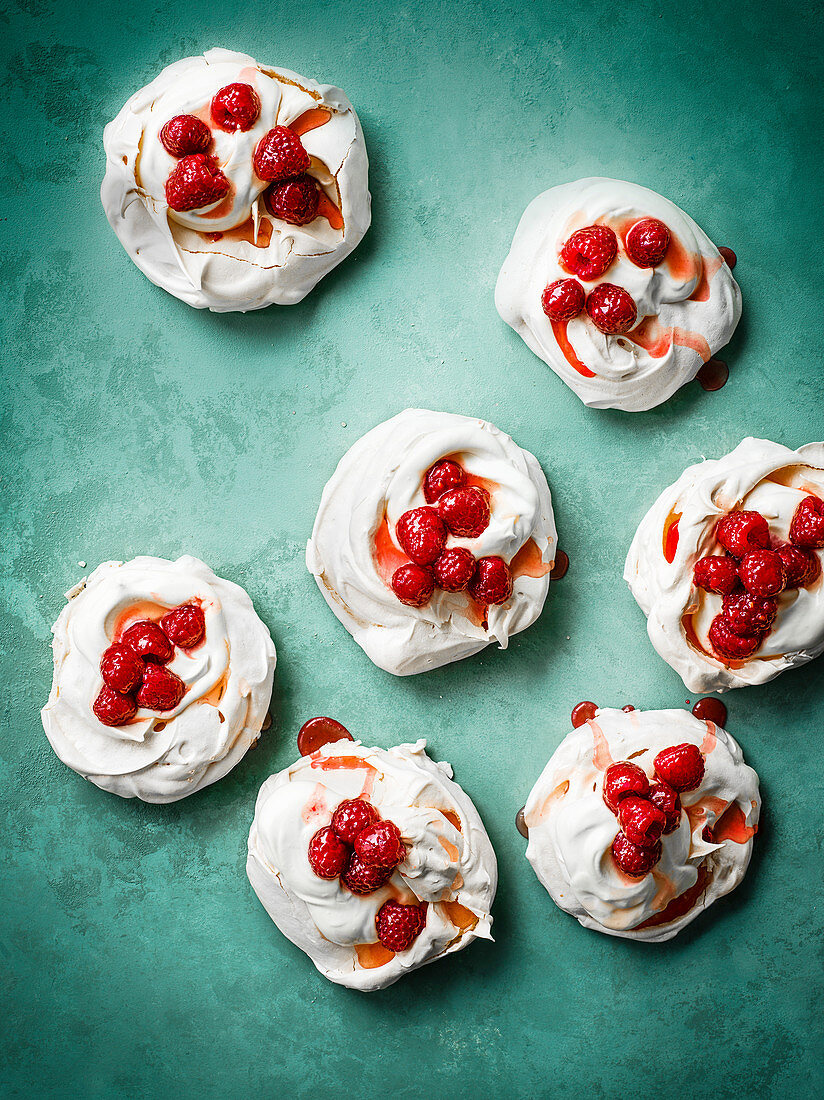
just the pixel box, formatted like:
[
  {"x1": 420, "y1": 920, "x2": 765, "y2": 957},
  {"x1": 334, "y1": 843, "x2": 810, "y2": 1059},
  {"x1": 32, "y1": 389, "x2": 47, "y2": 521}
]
[
  {"x1": 541, "y1": 219, "x2": 672, "y2": 336},
  {"x1": 92, "y1": 604, "x2": 205, "y2": 727},
  {"x1": 160, "y1": 82, "x2": 323, "y2": 227},
  {"x1": 307, "y1": 797, "x2": 427, "y2": 952},
  {"x1": 604, "y1": 743, "x2": 706, "y2": 876},
  {"x1": 390, "y1": 458, "x2": 514, "y2": 610},
  {"x1": 693, "y1": 495, "x2": 824, "y2": 661}
]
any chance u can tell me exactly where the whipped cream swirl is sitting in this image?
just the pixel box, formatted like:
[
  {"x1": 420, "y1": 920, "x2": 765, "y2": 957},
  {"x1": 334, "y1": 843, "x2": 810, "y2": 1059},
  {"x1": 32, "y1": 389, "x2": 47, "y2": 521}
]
[
  {"x1": 101, "y1": 48, "x2": 370, "y2": 312},
  {"x1": 524, "y1": 708, "x2": 760, "y2": 941},
  {"x1": 41, "y1": 556, "x2": 276, "y2": 802},
  {"x1": 306, "y1": 409, "x2": 558, "y2": 676},
  {"x1": 246, "y1": 738, "x2": 497, "y2": 991},
  {"x1": 495, "y1": 178, "x2": 742, "y2": 411},
  {"x1": 625, "y1": 437, "x2": 824, "y2": 692}
]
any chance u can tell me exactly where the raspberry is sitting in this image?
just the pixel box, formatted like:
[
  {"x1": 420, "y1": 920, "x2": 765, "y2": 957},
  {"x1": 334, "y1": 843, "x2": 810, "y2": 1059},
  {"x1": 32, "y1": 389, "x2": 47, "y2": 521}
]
[
  {"x1": 693, "y1": 555, "x2": 740, "y2": 595},
  {"x1": 433, "y1": 547, "x2": 476, "y2": 592},
  {"x1": 375, "y1": 900, "x2": 427, "y2": 952},
  {"x1": 136, "y1": 663, "x2": 185, "y2": 712},
  {"x1": 709, "y1": 615, "x2": 763, "y2": 660},
  {"x1": 618, "y1": 796, "x2": 667, "y2": 847},
  {"x1": 612, "y1": 832, "x2": 661, "y2": 877},
  {"x1": 653, "y1": 743, "x2": 705, "y2": 793},
  {"x1": 738, "y1": 549, "x2": 786, "y2": 596},
  {"x1": 99, "y1": 643, "x2": 144, "y2": 694},
  {"x1": 648, "y1": 781, "x2": 682, "y2": 834},
  {"x1": 789, "y1": 495, "x2": 824, "y2": 548},
  {"x1": 602, "y1": 761, "x2": 650, "y2": 815},
  {"x1": 437, "y1": 486, "x2": 491, "y2": 538},
  {"x1": 625, "y1": 217, "x2": 670, "y2": 268},
  {"x1": 120, "y1": 620, "x2": 173, "y2": 662},
  {"x1": 161, "y1": 603, "x2": 205, "y2": 648},
  {"x1": 396, "y1": 507, "x2": 447, "y2": 565},
  {"x1": 354, "y1": 819, "x2": 405, "y2": 869},
  {"x1": 331, "y1": 798, "x2": 379, "y2": 844},
  {"x1": 423, "y1": 459, "x2": 465, "y2": 504},
  {"x1": 391, "y1": 564, "x2": 434, "y2": 608},
  {"x1": 341, "y1": 852, "x2": 392, "y2": 895},
  {"x1": 253, "y1": 126, "x2": 311, "y2": 182},
  {"x1": 468, "y1": 557, "x2": 513, "y2": 605},
  {"x1": 541, "y1": 278, "x2": 585, "y2": 322},
  {"x1": 165, "y1": 154, "x2": 230, "y2": 213},
  {"x1": 93, "y1": 686, "x2": 137, "y2": 727},
  {"x1": 585, "y1": 284, "x2": 637, "y2": 334},
  {"x1": 160, "y1": 114, "x2": 212, "y2": 157},
  {"x1": 774, "y1": 542, "x2": 821, "y2": 588},
  {"x1": 307, "y1": 825, "x2": 350, "y2": 879},
  {"x1": 560, "y1": 225, "x2": 617, "y2": 280},
  {"x1": 211, "y1": 82, "x2": 261, "y2": 132},
  {"x1": 722, "y1": 591, "x2": 777, "y2": 636},
  {"x1": 264, "y1": 176, "x2": 319, "y2": 226},
  {"x1": 715, "y1": 510, "x2": 770, "y2": 558}
]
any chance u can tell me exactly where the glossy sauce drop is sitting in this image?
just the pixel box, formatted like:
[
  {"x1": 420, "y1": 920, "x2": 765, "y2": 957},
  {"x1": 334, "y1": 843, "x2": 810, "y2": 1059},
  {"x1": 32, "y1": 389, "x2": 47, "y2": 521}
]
[
  {"x1": 571, "y1": 701, "x2": 598, "y2": 728},
  {"x1": 719, "y1": 246, "x2": 737, "y2": 269},
  {"x1": 549, "y1": 549, "x2": 569, "y2": 580},
  {"x1": 355, "y1": 943, "x2": 395, "y2": 969},
  {"x1": 696, "y1": 358, "x2": 729, "y2": 391},
  {"x1": 622, "y1": 704, "x2": 635, "y2": 713},
  {"x1": 297, "y1": 716, "x2": 353, "y2": 757},
  {"x1": 515, "y1": 806, "x2": 529, "y2": 838},
  {"x1": 692, "y1": 698, "x2": 727, "y2": 727}
]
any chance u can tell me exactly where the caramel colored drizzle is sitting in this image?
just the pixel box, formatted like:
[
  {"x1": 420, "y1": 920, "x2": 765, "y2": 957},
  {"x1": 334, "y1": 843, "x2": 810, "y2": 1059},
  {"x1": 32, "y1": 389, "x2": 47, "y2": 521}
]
[
  {"x1": 355, "y1": 943, "x2": 395, "y2": 969},
  {"x1": 290, "y1": 107, "x2": 332, "y2": 136},
  {"x1": 662, "y1": 507, "x2": 682, "y2": 564},
  {"x1": 441, "y1": 901, "x2": 478, "y2": 931},
  {"x1": 510, "y1": 538, "x2": 552, "y2": 579}
]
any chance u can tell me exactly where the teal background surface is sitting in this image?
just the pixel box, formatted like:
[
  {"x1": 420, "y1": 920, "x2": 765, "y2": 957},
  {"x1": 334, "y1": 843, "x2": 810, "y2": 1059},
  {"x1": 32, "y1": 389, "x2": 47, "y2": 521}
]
[{"x1": 2, "y1": 0, "x2": 823, "y2": 1096}]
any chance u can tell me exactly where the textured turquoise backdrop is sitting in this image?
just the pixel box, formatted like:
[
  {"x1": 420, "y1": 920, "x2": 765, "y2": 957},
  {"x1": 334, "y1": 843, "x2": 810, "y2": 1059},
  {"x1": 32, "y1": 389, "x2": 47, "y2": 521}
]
[{"x1": 2, "y1": 0, "x2": 823, "y2": 1097}]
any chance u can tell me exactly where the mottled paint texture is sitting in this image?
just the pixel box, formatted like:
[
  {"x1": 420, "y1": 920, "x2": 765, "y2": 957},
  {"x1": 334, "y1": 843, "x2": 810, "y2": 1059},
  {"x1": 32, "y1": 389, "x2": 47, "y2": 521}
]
[{"x1": 1, "y1": 0, "x2": 823, "y2": 1097}]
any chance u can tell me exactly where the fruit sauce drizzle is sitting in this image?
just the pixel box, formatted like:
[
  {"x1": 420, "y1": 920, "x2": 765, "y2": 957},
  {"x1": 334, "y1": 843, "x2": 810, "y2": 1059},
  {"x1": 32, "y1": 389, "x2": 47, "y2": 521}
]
[{"x1": 543, "y1": 214, "x2": 736, "y2": 390}]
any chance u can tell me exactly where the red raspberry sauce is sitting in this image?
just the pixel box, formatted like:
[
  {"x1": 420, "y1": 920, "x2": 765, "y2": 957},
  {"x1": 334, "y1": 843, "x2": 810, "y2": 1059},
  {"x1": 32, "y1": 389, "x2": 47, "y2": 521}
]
[
  {"x1": 571, "y1": 701, "x2": 598, "y2": 728},
  {"x1": 297, "y1": 716, "x2": 353, "y2": 756},
  {"x1": 691, "y1": 698, "x2": 727, "y2": 727}
]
